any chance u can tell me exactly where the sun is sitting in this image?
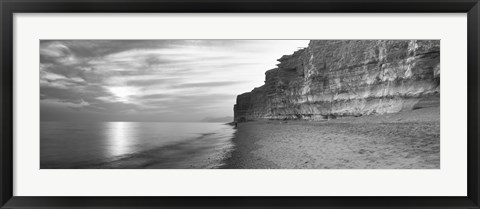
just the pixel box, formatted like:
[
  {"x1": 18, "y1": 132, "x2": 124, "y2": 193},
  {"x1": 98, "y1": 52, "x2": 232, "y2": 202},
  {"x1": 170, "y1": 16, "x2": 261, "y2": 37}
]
[{"x1": 108, "y1": 86, "x2": 138, "y2": 102}]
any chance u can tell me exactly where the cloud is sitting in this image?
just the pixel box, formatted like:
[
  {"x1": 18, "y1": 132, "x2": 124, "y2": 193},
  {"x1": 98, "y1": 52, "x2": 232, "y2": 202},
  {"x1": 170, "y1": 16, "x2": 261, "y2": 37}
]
[
  {"x1": 40, "y1": 40, "x2": 309, "y2": 121},
  {"x1": 173, "y1": 81, "x2": 245, "y2": 89},
  {"x1": 41, "y1": 84, "x2": 110, "y2": 103},
  {"x1": 136, "y1": 93, "x2": 174, "y2": 100},
  {"x1": 125, "y1": 78, "x2": 174, "y2": 87}
]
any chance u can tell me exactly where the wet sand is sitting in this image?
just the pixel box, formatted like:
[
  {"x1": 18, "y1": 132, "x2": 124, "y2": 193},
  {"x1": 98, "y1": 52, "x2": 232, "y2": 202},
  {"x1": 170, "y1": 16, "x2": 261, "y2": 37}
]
[{"x1": 223, "y1": 107, "x2": 440, "y2": 169}]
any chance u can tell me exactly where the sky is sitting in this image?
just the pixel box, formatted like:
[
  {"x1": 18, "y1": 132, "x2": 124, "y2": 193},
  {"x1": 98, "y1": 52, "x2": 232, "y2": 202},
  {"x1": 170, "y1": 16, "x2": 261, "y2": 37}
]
[{"x1": 40, "y1": 40, "x2": 309, "y2": 122}]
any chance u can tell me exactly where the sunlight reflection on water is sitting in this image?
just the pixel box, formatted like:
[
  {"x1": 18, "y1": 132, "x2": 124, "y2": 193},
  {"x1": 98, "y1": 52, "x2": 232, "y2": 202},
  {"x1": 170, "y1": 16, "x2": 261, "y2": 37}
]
[{"x1": 105, "y1": 122, "x2": 136, "y2": 158}]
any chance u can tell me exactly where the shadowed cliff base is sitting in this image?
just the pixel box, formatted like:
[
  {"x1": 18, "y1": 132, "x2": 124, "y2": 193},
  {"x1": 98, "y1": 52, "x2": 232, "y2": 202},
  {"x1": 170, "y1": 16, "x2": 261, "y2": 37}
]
[{"x1": 223, "y1": 104, "x2": 439, "y2": 169}]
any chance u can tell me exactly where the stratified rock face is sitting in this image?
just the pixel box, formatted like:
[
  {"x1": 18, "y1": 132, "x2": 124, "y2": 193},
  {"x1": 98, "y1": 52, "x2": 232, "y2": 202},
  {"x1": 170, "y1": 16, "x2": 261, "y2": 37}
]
[{"x1": 234, "y1": 40, "x2": 440, "y2": 121}]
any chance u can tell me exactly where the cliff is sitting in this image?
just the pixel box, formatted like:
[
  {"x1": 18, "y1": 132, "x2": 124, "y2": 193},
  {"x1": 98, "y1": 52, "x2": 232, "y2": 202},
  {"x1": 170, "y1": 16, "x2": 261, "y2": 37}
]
[{"x1": 234, "y1": 40, "x2": 440, "y2": 122}]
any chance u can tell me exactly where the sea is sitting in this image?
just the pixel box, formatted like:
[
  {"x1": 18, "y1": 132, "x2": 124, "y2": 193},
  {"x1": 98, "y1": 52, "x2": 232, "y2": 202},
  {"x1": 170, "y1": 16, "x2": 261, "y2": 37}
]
[{"x1": 40, "y1": 122, "x2": 236, "y2": 169}]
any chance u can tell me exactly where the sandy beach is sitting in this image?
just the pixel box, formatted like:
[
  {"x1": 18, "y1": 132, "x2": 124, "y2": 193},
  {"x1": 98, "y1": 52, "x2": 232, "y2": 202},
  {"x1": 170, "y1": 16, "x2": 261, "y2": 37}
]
[{"x1": 224, "y1": 106, "x2": 440, "y2": 169}]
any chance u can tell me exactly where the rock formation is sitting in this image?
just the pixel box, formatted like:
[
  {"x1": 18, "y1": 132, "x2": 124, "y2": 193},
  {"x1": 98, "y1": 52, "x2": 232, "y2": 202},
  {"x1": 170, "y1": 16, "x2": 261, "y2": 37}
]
[{"x1": 234, "y1": 40, "x2": 440, "y2": 122}]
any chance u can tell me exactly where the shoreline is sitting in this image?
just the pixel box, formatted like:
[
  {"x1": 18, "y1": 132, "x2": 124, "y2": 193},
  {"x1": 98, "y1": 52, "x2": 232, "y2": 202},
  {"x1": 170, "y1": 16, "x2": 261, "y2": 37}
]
[
  {"x1": 223, "y1": 106, "x2": 440, "y2": 169},
  {"x1": 222, "y1": 125, "x2": 279, "y2": 169}
]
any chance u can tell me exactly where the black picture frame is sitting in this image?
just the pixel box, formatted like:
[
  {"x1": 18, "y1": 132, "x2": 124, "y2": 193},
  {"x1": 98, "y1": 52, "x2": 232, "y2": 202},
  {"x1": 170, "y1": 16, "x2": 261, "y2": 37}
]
[{"x1": 1, "y1": 0, "x2": 479, "y2": 208}]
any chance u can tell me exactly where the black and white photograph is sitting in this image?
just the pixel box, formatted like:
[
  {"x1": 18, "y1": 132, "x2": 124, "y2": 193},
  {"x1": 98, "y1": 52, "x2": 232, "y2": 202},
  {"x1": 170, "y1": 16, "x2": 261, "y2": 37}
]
[{"x1": 40, "y1": 40, "x2": 440, "y2": 169}]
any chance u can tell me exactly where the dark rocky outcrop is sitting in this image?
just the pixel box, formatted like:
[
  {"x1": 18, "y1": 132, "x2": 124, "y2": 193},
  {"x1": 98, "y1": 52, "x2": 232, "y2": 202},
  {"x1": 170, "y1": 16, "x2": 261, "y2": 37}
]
[{"x1": 234, "y1": 40, "x2": 440, "y2": 122}]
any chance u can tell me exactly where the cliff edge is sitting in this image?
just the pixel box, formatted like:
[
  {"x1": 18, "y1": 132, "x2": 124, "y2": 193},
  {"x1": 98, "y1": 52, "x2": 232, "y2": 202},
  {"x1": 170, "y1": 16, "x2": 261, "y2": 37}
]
[{"x1": 234, "y1": 40, "x2": 440, "y2": 122}]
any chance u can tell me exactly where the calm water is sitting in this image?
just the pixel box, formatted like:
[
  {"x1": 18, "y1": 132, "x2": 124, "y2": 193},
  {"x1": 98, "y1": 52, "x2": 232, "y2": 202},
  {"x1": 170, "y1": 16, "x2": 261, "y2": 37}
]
[{"x1": 40, "y1": 122, "x2": 236, "y2": 169}]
